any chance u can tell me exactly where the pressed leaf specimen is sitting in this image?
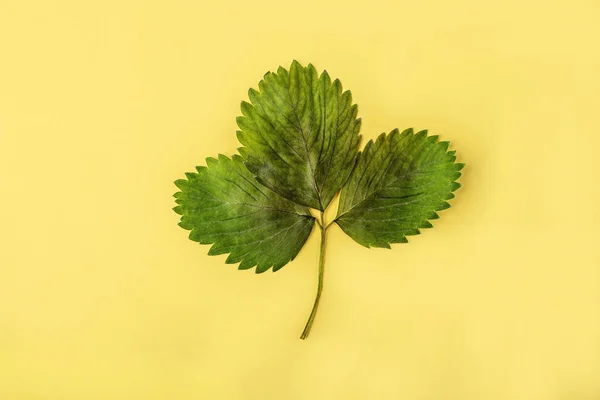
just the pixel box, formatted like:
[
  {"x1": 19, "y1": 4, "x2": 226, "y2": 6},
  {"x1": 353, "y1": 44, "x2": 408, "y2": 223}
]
[{"x1": 174, "y1": 61, "x2": 464, "y2": 339}]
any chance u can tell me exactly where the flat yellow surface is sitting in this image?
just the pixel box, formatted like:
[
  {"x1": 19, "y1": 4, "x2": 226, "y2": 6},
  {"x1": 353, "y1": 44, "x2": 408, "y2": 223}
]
[{"x1": 1, "y1": 1, "x2": 599, "y2": 399}]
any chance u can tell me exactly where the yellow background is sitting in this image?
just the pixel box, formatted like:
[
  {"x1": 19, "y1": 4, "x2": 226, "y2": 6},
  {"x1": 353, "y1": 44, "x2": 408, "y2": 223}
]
[{"x1": 1, "y1": 0, "x2": 599, "y2": 398}]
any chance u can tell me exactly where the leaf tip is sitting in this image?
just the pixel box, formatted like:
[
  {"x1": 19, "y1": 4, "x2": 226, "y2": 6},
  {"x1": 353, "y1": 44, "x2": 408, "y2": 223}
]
[
  {"x1": 178, "y1": 221, "x2": 191, "y2": 231},
  {"x1": 320, "y1": 69, "x2": 331, "y2": 84},
  {"x1": 306, "y1": 63, "x2": 318, "y2": 77},
  {"x1": 248, "y1": 87, "x2": 260, "y2": 103},
  {"x1": 438, "y1": 201, "x2": 451, "y2": 210},
  {"x1": 205, "y1": 156, "x2": 219, "y2": 167},
  {"x1": 438, "y1": 140, "x2": 450, "y2": 151},
  {"x1": 332, "y1": 78, "x2": 342, "y2": 92},
  {"x1": 420, "y1": 220, "x2": 433, "y2": 229},
  {"x1": 401, "y1": 127, "x2": 414, "y2": 136},
  {"x1": 240, "y1": 100, "x2": 253, "y2": 117},
  {"x1": 237, "y1": 146, "x2": 248, "y2": 158},
  {"x1": 415, "y1": 129, "x2": 428, "y2": 139},
  {"x1": 451, "y1": 182, "x2": 462, "y2": 191},
  {"x1": 174, "y1": 179, "x2": 187, "y2": 189},
  {"x1": 255, "y1": 264, "x2": 270, "y2": 274},
  {"x1": 272, "y1": 262, "x2": 288, "y2": 272},
  {"x1": 428, "y1": 211, "x2": 440, "y2": 220},
  {"x1": 238, "y1": 259, "x2": 255, "y2": 271},
  {"x1": 428, "y1": 135, "x2": 440, "y2": 144}
]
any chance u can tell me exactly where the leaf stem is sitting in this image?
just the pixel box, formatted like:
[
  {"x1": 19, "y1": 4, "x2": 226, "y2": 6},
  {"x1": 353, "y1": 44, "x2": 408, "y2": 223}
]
[{"x1": 300, "y1": 212, "x2": 328, "y2": 340}]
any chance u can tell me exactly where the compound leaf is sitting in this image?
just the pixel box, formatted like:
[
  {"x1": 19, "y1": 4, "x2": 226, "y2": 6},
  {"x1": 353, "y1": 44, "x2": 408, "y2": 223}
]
[
  {"x1": 174, "y1": 154, "x2": 316, "y2": 273},
  {"x1": 236, "y1": 60, "x2": 362, "y2": 211},
  {"x1": 335, "y1": 128, "x2": 464, "y2": 248},
  {"x1": 173, "y1": 61, "x2": 466, "y2": 339}
]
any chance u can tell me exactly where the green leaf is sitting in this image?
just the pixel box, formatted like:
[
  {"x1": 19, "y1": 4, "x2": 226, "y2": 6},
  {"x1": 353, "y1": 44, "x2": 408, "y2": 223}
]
[
  {"x1": 236, "y1": 60, "x2": 362, "y2": 211},
  {"x1": 173, "y1": 61, "x2": 465, "y2": 339},
  {"x1": 174, "y1": 154, "x2": 316, "y2": 273},
  {"x1": 335, "y1": 128, "x2": 464, "y2": 248}
]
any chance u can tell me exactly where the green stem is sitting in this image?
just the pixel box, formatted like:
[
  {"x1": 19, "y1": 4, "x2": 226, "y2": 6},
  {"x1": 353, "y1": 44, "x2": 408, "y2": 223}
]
[{"x1": 300, "y1": 212, "x2": 327, "y2": 340}]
